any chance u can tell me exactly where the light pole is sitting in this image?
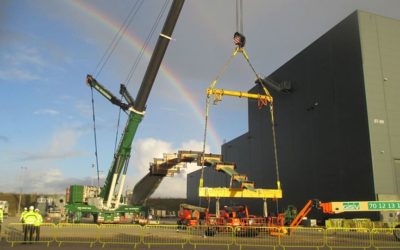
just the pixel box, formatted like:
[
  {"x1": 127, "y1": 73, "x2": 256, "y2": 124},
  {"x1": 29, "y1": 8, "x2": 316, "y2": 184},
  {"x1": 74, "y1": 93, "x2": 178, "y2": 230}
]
[{"x1": 17, "y1": 166, "x2": 27, "y2": 215}]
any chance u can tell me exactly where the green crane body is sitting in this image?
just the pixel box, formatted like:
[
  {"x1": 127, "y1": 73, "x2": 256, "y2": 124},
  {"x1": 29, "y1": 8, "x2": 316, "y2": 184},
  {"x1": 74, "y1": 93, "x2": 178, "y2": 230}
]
[
  {"x1": 86, "y1": 75, "x2": 143, "y2": 203},
  {"x1": 66, "y1": 0, "x2": 185, "y2": 223}
]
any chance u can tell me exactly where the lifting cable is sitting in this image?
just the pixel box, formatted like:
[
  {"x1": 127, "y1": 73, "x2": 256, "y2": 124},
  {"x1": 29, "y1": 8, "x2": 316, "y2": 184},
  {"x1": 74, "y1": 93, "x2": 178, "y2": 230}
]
[
  {"x1": 125, "y1": 0, "x2": 170, "y2": 85},
  {"x1": 93, "y1": 0, "x2": 144, "y2": 78},
  {"x1": 200, "y1": 0, "x2": 281, "y2": 214},
  {"x1": 113, "y1": 0, "x2": 170, "y2": 154},
  {"x1": 90, "y1": 0, "x2": 144, "y2": 169},
  {"x1": 236, "y1": 0, "x2": 243, "y2": 34},
  {"x1": 90, "y1": 87, "x2": 101, "y2": 187}
]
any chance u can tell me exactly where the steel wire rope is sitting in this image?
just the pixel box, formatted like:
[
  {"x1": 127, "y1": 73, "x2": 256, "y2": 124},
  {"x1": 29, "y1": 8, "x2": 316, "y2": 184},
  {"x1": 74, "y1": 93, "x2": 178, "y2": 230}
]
[
  {"x1": 125, "y1": 0, "x2": 170, "y2": 85},
  {"x1": 199, "y1": 1, "x2": 246, "y2": 205},
  {"x1": 94, "y1": 0, "x2": 144, "y2": 78},
  {"x1": 200, "y1": 51, "x2": 237, "y2": 195},
  {"x1": 113, "y1": 0, "x2": 170, "y2": 154},
  {"x1": 90, "y1": 87, "x2": 101, "y2": 187},
  {"x1": 200, "y1": 50, "x2": 282, "y2": 214},
  {"x1": 89, "y1": 0, "x2": 143, "y2": 171},
  {"x1": 242, "y1": 52, "x2": 281, "y2": 214},
  {"x1": 236, "y1": 0, "x2": 243, "y2": 33}
]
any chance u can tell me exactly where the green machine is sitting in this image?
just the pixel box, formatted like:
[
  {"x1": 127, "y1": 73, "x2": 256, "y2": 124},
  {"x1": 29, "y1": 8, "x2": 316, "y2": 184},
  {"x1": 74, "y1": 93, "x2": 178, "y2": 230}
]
[{"x1": 65, "y1": 0, "x2": 185, "y2": 223}]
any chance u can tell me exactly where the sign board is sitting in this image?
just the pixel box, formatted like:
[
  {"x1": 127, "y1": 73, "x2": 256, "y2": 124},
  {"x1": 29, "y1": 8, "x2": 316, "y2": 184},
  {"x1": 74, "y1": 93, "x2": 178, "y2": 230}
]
[{"x1": 367, "y1": 201, "x2": 400, "y2": 210}]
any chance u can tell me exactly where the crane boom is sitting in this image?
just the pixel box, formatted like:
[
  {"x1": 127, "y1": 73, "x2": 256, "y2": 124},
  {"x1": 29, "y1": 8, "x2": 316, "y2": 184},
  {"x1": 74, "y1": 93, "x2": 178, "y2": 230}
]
[
  {"x1": 84, "y1": 0, "x2": 185, "y2": 210},
  {"x1": 134, "y1": 0, "x2": 185, "y2": 112}
]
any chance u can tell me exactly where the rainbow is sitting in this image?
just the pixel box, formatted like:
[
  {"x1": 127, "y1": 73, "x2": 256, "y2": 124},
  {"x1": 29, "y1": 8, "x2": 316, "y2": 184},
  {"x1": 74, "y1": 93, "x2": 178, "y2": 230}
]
[{"x1": 68, "y1": 0, "x2": 222, "y2": 152}]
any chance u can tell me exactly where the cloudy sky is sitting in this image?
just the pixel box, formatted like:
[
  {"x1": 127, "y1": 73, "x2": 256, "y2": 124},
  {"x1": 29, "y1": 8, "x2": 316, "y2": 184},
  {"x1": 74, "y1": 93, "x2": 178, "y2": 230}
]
[{"x1": 1, "y1": 0, "x2": 400, "y2": 197}]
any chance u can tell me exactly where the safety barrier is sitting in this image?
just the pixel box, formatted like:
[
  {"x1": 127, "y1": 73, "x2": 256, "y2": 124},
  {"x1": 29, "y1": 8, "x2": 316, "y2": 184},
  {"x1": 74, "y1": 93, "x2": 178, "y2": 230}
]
[
  {"x1": 55, "y1": 223, "x2": 99, "y2": 247},
  {"x1": 5, "y1": 223, "x2": 55, "y2": 247},
  {"x1": 188, "y1": 225, "x2": 234, "y2": 249},
  {"x1": 353, "y1": 218, "x2": 373, "y2": 231},
  {"x1": 371, "y1": 228, "x2": 400, "y2": 249},
  {"x1": 3, "y1": 223, "x2": 400, "y2": 248},
  {"x1": 98, "y1": 224, "x2": 142, "y2": 248},
  {"x1": 234, "y1": 226, "x2": 279, "y2": 250},
  {"x1": 326, "y1": 227, "x2": 371, "y2": 249},
  {"x1": 143, "y1": 224, "x2": 187, "y2": 248},
  {"x1": 281, "y1": 227, "x2": 325, "y2": 249}
]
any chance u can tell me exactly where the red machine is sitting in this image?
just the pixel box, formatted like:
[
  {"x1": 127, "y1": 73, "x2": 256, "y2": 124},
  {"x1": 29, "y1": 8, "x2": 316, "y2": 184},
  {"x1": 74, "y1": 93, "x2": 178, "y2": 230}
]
[{"x1": 177, "y1": 204, "x2": 207, "y2": 226}]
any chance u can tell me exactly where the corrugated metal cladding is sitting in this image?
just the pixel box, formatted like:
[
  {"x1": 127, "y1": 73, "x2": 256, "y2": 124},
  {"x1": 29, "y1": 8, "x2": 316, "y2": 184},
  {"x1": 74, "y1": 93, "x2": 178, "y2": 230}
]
[{"x1": 187, "y1": 11, "x2": 400, "y2": 220}]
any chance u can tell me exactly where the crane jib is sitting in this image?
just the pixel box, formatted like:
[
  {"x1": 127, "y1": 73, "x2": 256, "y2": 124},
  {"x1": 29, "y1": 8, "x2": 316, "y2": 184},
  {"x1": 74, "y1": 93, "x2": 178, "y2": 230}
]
[{"x1": 84, "y1": 0, "x2": 185, "y2": 211}]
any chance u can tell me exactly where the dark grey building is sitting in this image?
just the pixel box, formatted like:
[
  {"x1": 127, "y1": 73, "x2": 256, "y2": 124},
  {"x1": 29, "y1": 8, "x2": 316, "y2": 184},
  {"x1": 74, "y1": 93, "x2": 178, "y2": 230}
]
[{"x1": 187, "y1": 11, "x2": 400, "y2": 221}]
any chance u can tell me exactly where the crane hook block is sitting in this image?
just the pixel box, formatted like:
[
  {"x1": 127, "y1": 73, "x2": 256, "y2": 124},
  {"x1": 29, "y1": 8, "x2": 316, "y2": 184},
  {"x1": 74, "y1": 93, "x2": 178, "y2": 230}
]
[
  {"x1": 86, "y1": 74, "x2": 94, "y2": 87},
  {"x1": 233, "y1": 32, "x2": 246, "y2": 48}
]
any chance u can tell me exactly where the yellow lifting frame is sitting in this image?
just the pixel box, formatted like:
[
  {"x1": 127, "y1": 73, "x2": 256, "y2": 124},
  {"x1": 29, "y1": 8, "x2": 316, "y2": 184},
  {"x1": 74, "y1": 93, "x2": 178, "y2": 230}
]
[
  {"x1": 199, "y1": 187, "x2": 282, "y2": 199},
  {"x1": 207, "y1": 88, "x2": 273, "y2": 104},
  {"x1": 200, "y1": 46, "x2": 281, "y2": 196}
]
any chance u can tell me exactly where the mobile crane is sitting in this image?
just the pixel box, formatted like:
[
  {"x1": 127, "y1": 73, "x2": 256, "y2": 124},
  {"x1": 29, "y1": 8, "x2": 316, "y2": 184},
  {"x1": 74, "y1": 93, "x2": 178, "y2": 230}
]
[{"x1": 65, "y1": 0, "x2": 185, "y2": 223}]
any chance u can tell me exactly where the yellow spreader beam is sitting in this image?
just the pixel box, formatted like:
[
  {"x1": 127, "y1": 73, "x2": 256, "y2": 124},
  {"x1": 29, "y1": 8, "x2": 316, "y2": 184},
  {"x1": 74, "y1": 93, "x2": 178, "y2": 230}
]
[
  {"x1": 207, "y1": 88, "x2": 273, "y2": 103},
  {"x1": 199, "y1": 187, "x2": 282, "y2": 199}
]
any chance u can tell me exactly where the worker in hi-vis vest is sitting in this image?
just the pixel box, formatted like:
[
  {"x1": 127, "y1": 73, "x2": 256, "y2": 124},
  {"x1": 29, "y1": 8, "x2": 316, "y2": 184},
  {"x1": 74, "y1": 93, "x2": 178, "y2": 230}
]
[
  {"x1": 0, "y1": 207, "x2": 4, "y2": 235},
  {"x1": 19, "y1": 207, "x2": 28, "y2": 235},
  {"x1": 20, "y1": 207, "x2": 28, "y2": 222},
  {"x1": 23, "y1": 206, "x2": 39, "y2": 242},
  {"x1": 33, "y1": 209, "x2": 43, "y2": 241}
]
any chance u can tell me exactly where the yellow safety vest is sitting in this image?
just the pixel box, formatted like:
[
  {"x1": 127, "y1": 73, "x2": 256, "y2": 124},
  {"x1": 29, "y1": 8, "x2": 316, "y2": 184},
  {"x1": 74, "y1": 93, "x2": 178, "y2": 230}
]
[
  {"x1": 23, "y1": 211, "x2": 38, "y2": 225},
  {"x1": 34, "y1": 213, "x2": 43, "y2": 226},
  {"x1": 20, "y1": 211, "x2": 28, "y2": 222},
  {"x1": 0, "y1": 209, "x2": 3, "y2": 222}
]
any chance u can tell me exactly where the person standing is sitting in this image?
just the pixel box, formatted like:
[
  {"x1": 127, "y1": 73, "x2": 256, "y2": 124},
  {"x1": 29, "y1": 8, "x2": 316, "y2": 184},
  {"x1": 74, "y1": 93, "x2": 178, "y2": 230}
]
[
  {"x1": 0, "y1": 207, "x2": 4, "y2": 237},
  {"x1": 20, "y1": 207, "x2": 28, "y2": 222},
  {"x1": 33, "y1": 209, "x2": 43, "y2": 241},
  {"x1": 20, "y1": 207, "x2": 28, "y2": 234},
  {"x1": 23, "y1": 206, "x2": 39, "y2": 243}
]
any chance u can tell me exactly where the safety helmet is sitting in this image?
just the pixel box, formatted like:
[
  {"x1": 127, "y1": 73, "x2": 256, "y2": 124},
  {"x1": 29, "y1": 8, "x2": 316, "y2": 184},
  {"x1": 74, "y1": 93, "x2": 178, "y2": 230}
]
[
  {"x1": 29, "y1": 206, "x2": 34, "y2": 211},
  {"x1": 24, "y1": 207, "x2": 28, "y2": 211},
  {"x1": 34, "y1": 208, "x2": 39, "y2": 212}
]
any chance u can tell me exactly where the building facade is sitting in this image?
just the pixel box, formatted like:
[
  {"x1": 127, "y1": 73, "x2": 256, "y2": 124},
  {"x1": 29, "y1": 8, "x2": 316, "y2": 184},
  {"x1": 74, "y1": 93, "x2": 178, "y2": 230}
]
[{"x1": 187, "y1": 11, "x2": 400, "y2": 221}]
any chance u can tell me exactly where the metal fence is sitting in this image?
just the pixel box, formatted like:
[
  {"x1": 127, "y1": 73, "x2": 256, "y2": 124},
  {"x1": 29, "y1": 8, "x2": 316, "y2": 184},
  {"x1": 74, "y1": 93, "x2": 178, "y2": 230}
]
[
  {"x1": 98, "y1": 224, "x2": 142, "y2": 247},
  {"x1": 189, "y1": 225, "x2": 234, "y2": 248},
  {"x1": 5, "y1": 223, "x2": 55, "y2": 247},
  {"x1": 55, "y1": 223, "x2": 99, "y2": 247},
  {"x1": 3, "y1": 223, "x2": 400, "y2": 249}
]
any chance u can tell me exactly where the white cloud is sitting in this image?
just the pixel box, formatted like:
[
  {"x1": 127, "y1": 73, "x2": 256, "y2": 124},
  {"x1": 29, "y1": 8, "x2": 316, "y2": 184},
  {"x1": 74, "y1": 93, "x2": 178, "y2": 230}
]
[
  {"x1": 17, "y1": 168, "x2": 103, "y2": 194},
  {"x1": 131, "y1": 138, "x2": 174, "y2": 176},
  {"x1": 75, "y1": 101, "x2": 93, "y2": 117},
  {"x1": 34, "y1": 109, "x2": 60, "y2": 116},
  {"x1": 5, "y1": 47, "x2": 46, "y2": 68},
  {"x1": 0, "y1": 68, "x2": 40, "y2": 81},
  {"x1": 126, "y1": 138, "x2": 211, "y2": 198},
  {"x1": 20, "y1": 129, "x2": 87, "y2": 161}
]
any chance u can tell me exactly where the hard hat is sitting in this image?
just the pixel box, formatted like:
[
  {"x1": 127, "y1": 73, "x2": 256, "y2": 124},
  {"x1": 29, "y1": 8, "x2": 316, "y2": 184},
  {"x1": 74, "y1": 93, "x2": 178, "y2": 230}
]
[
  {"x1": 24, "y1": 207, "x2": 28, "y2": 211},
  {"x1": 29, "y1": 206, "x2": 34, "y2": 211},
  {"x1": 34, "y1": 208, "x2": 39, "y2": 212}
]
